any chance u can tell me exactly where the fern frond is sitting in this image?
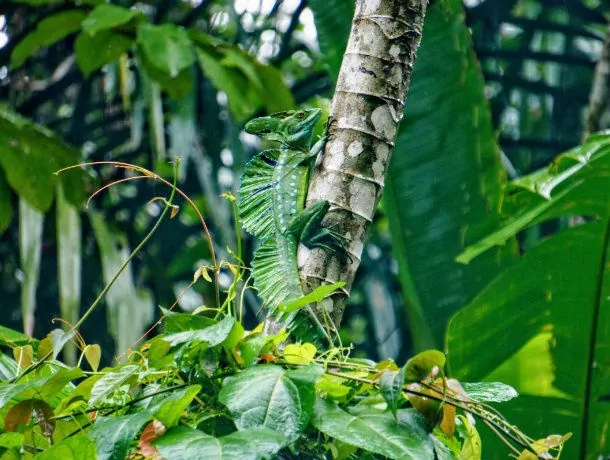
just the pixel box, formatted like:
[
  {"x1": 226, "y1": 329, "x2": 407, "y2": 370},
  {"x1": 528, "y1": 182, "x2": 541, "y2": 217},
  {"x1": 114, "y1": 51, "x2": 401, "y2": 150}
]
[{"x1": 238, "y1": 149, "x2": 282, "y2": 239}]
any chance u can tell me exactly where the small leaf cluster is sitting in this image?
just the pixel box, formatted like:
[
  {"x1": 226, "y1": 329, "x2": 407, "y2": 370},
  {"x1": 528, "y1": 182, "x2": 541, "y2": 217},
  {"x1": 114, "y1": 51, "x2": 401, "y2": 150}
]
[{"x1": 10, "y1": 1, "x2": 294, "y2": 121}]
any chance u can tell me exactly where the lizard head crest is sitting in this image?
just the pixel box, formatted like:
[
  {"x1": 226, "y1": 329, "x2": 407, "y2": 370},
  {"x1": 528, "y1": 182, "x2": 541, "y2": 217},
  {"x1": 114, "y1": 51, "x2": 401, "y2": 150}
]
[{"x1": 244, "y1": 109, "x2": 322, "y2": 149}]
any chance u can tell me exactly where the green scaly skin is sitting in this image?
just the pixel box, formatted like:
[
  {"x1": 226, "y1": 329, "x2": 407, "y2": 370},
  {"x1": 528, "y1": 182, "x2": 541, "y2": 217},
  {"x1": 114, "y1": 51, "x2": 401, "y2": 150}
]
[{"x1": 238, "y1": 109, "x2": 346, "y2": 344}]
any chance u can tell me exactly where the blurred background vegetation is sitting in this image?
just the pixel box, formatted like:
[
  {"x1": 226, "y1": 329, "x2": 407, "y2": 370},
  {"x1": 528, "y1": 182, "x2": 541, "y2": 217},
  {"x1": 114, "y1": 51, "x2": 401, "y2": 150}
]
[{"x1": 0, "y1": 0, "x2": 609, "y2": 457}]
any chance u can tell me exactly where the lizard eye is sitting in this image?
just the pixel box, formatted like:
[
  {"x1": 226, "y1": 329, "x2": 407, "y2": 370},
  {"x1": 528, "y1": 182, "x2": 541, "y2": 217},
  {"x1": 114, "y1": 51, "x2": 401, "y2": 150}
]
[{"x1": 297, "y1": 112, "x2": 305, "y2": 119}]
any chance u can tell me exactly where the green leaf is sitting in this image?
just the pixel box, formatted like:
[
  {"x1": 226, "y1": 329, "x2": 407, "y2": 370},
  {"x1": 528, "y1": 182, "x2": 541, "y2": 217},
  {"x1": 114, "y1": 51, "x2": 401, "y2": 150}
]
[
  {"x1": 382, "y1": 0, "x2": 518, "y2": 348},
  {"x1": 283, "y1": 343, "x2": 317, "y2": 365},
  {"x1": 0, "y1": 325, "x2": 32, "y2": 347},
  {"x1": 88, "y1": 365, "x2": 139, "y2": 406},
  {"x1": 83, "y1": 345, "x2": 101, "y2": 372},
  {"x1": 153, "y1": 427, "x2": 286, "y2": 460},
  {"x1": 0, "y1": 106, "x2": 85, "y2": 211},
  {"x1": 136, "y1": 24, "x2": 195, "y2": 78},
  {"x1": 279, "y1": 282, "x2": 346, "y2": 313},
  {"x1": 456, "y1": 415, "x2": 481, "y2": 460},
  {"x1": 460, "y1": 382, "x2": 518, "y2": 403},
  {"x1": 11, "y1": 11, "x2": 86, "y2": 68},
  {"x1": 137, "y1": 50, "x2": 194, "y2": 99},
  {"x1": 0, "y1": 432, "x2": 23, "y2": 449},
  {"x1": 312, "y1": 398, "x2": 434, "y2": 459},
  {"x1": 379, "y1": 366, "x2": 407, "y2": 419},
  {"x1": 37, "y1": 435, "x2": 96, "y2": 460},
  {"x1": 191, "y1": 33, "x2": 294, "y2": 122},
  {"x1": 0, "y1": 368, "x2": 82, "y2": 409},
  {"x1": 39, "y1": 329, "x2": 76, "y2": 360},
  {"x1": 37, "y1": 368, "x2": 83, "y2": 401},
  {"x1": 447, "y1": 222, "x2": 609, "y2": 458},
  {"x1": 162, "y1": 315, "x2": 235, "y2": 347},
  {"x1": 161, "y1": 307, "x2": 216, "y2": 333},
  {"x1": 148, "y1": 385, "x2": 201, "y2": 427},
  {"x1": 88, "y1": 412, "x2": 150, "y2": 460},
  {"x1": 75, "y1": 30, "x2": 133, "y2": 76},
  {"x1": 219, "y1": 364, "x2": 323, "y2": 442},
  {"x1": 81, "y1": 4, "x2": 141, "y2": 36}
]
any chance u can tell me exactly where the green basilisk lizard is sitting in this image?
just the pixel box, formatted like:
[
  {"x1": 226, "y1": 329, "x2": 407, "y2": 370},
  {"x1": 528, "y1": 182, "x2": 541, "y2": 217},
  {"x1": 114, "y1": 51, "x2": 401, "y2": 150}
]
[{"x1": 238, "y1": 108, "x2": 347, "y2": 344}]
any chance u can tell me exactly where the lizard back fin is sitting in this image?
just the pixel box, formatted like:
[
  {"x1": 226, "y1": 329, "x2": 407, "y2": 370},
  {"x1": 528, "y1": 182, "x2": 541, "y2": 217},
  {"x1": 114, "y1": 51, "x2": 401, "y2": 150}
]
[
  {"x1": 238, "y1": 149, "x2": 281, "y2": 239},
  {"x1": 251, "y1": 237, "x2": 301, "y2": 314}
]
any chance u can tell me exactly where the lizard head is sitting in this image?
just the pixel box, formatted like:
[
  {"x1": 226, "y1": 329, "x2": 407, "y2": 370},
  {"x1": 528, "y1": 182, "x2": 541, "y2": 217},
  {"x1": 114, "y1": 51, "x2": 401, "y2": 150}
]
[{"x1": 244, "y1": 109, "x2": 322, "y2": 149}]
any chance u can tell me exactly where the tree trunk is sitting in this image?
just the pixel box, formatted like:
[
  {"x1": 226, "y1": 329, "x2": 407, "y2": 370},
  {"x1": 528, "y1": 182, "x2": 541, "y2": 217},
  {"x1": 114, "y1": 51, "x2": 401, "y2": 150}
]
[{"x1": 300, "y1": 0, "x2": 428, "y2": 326}]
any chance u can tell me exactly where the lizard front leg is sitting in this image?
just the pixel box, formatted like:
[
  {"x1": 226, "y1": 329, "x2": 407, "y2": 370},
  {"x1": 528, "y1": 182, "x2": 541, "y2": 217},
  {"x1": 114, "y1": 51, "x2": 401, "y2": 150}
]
[{"x1": 286, "y1": 201, "x2": 349, "y2": 255}]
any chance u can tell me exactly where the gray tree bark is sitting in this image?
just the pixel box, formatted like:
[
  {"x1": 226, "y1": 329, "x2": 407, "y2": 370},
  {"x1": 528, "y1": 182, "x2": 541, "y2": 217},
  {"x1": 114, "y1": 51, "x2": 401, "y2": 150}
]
[{"x1": 300, "y1": 0, "x2": 428, "y2": 326}]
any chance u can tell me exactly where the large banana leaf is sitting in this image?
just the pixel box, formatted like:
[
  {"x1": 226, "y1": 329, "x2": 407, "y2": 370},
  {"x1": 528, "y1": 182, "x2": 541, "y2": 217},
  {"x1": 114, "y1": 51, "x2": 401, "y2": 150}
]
[
  {"x1": 447, "y1": 132, "x2": 610, "y2": 459},
  {"x1": 310, "y1": 0, "x2": 517, "y2": 349}
]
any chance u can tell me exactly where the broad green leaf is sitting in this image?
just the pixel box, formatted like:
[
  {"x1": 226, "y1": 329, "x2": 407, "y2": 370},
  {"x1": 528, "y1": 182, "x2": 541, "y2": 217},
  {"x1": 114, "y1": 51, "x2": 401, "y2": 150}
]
[
  {"x1": 315, "y1": 374, "x2": 351, "y2": 400},
  {"x1": 219, "y1": 364, "x2": 323, "y2": 442},
  {"x1": 457, "y1": 134, "x2": 610, "y2": 263},
  {"x1": 136, "y1": 24, "x2": 195, "y2": 78},
  {"x1": 88, "y1": 412, "x2": 150, "y2": 460},
  {"x1": 75, "y1": 30, "x2": 133, "y2": 76},
  {"x1": 447, "y1": 133, "x2": 610, "y2": 458},
  {"x1": 0, "y1": 353, "x2": 18, "y2": 380},
  {"x1": 12, "y1": 345, "x2": 33, "y2": 371},
  {"x1": 81, "y1": 4, "x2": 141, "y2": 36},
  {"x1": 0, "y1": 171, "x2": 12, "y2": 235},
  {"x1": 153, "y1": 427, "x2": 286, "y2": 460},
  {"x1": 0, "y1": 367, "x2": 82, "y2": 408},
  {"x1": 0, "y1": 106, "x2": 85, "y2": 211},
  {"x1": 447, "y1": 223, "x2": 609, "y2": 458},
  {"x1": 83, "y1": 345, "x2": 101, "y2": 372},
  {"x1": 37, "y1": 435, "x2": 96, "y2": 460},
  {"x1": 161, "y1": 307, "x2": 217, "y2": 333},
  {"x1": 88, "y1": 365, "x2": 139, "y2": 406},
  {"x1": 37, "y1": 368, "x2": 83, "y2": 402},
  {"x1": 195, "y1": 47, "x2": 254, "y2": 122},
  {"x1": 312, "y1": 398, "x2": 434, "y2": 459},
  {"x1": 137, "y1": 49, "x2": 194, "y2": 100},
  {"x1": 38, "y1": 329, "x2": 76, "y2": 360},
  {"x1": 283, "y1": 343, "x2": 317, "y2": 365},
  {"x1": 0, "y1": 378, "x2": 48, "y2": 408},
  {"x1": 191, "y1": 33, "x2": 294, "y2": 122},
  {"x1": 381, "y1": 0, "x2": 517, "y2": 348},
  {"x1": 279, "y1": 282, "x2": 346, "y2": 313},
  {"x1": 0, "y1": 432, "x2": 23, "y2": 449},
  {"x1": 11, "y1": 11, "x2": 86, "y2": 68},
  {"x1": 456, "y1": 415, "x2": 481, "y2": 460},
  {"x1": 379, "y1": 366, "x2": 407, "y2": 419},
  {"x1": 461, "y1": 382, "x2": 518, "y2": 403},
  {"x1": 0, "y1": 326, "x2": 32, "y2": 347},
  {"x1": 148, "y1": 385, "x2": 201, "y2": 427},
  {"x1": 162, "y1": 315, "x2": 235, "y2": 347}
]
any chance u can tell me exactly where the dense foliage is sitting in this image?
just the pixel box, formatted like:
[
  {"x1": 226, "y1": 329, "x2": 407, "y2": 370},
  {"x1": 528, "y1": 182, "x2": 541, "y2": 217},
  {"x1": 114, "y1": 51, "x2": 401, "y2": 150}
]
[{"x1": 0, "y1": 0, "x2": 608, "y2": 458}]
